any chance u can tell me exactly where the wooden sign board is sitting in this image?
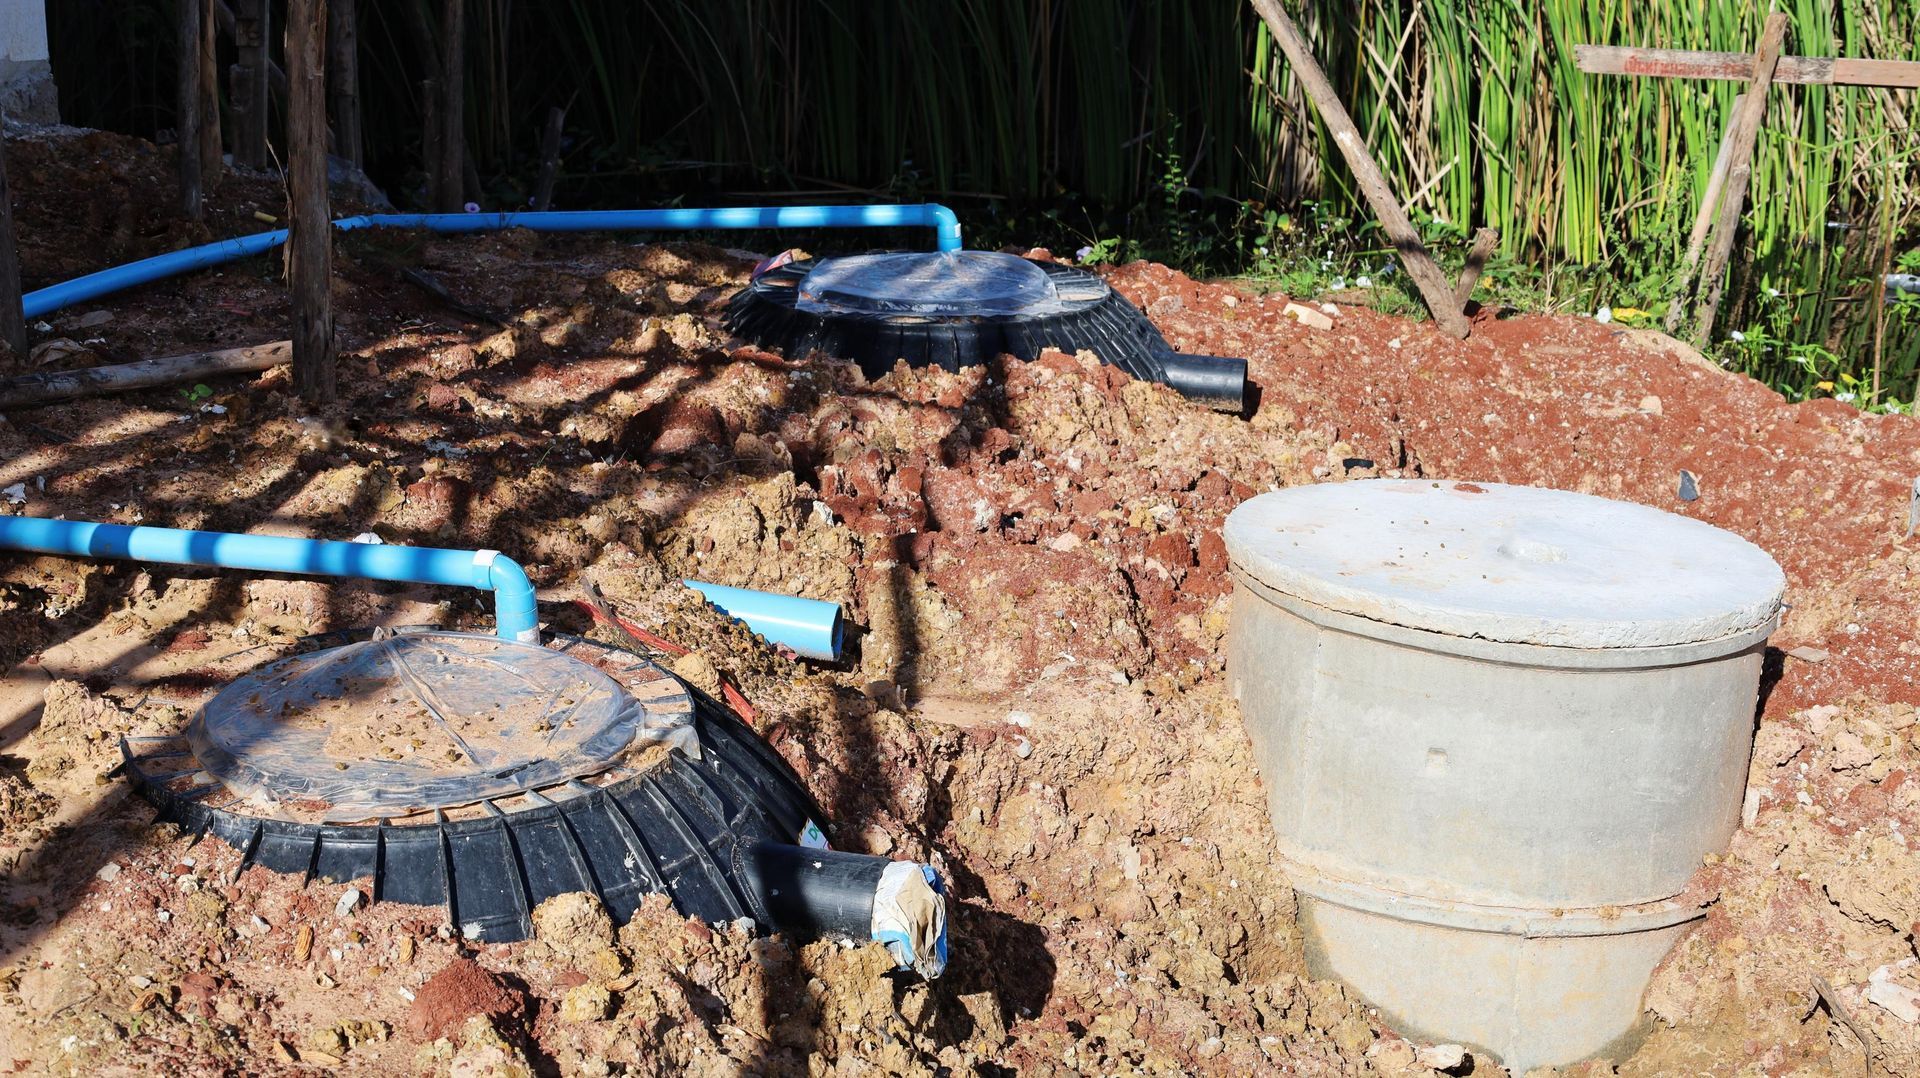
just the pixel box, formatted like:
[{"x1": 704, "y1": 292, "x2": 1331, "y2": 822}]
[{"x1": 1575, "y1": 45, "x2": 1920, "y2": 89}]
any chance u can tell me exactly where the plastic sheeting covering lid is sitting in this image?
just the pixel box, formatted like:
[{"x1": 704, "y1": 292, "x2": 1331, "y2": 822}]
[
  {"x1": 1224, "y1": 479, "x2": 1786, "y2": 649},
  {"x1": 188, "y1": 629, "x2": 690, "y2": 821},
  {"x1": 795, "y1": 250, "x2": 1062, "y2": 317}
]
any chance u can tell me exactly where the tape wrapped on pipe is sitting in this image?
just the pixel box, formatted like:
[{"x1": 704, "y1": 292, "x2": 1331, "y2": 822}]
[{"x1": 871, "y1": 862, "x2": 948, "y2": 979}]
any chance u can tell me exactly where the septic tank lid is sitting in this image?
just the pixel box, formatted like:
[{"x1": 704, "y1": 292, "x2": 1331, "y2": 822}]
[
  {"x1": 187, "y1": 628, "x2": 689, "y2": 820},
  {"x1": 1223, "y1": 480, "x2": 1784, "y2": 649}
]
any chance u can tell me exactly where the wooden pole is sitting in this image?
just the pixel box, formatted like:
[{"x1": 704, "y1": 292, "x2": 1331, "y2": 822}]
[
  {"x1": 230, "y1": 0, "x2": 271, "y2": 169},
  {"x1": 287, "y1": 0, "x2": 334, "y2": 405},
  {"x1": 176, "y1": 0, "x2": 203, "y2": 220},
  {"x1": 420, "y1": 77, "x2": 442, "y2": 206},
  {"x1": 1692, "y1": 13, "x2": 1789, "y2": 346},
  {"x1": 213, "y1": 0, "x2": 288, "y2": 100},
  {"x1": 198, "y1": 0, "x2": 223, "y2": 186},
  {"x1": 0, "y1": 111, "x2": 28, "y2": 362},
  {"x1": 1664, "y1": 93, "x2": 1744, "y2": 334},
  {"x1": 1452, "y1": 227, "x2": 1499, "y2": 309},
  {"x1": 532, "y1": 105, "x2": 566, "y2": 211},
  {"x1": 0, "y1": 341, "x2": 290, "y2": 409},
  {"x1": 435, "y1": 0, "x2": 466, "y2": 212},
  {"x1": 1248, "y1": 0, "x2": 1471, "y2": 338},
  {"x1": 328, "y1": 0, "x2": 361, "y2": 168}
]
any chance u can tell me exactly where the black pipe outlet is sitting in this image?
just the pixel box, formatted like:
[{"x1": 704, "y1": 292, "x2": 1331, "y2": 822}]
[
  {"x1": 740, "y1": 841, "x2": 889, "y2": 942},
  {"x1": 1158, "y1": 352, "x2": 1248, "y2": 412}
]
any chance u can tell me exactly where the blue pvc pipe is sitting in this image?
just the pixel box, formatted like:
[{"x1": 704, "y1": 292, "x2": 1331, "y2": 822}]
[
  {"x1": 684, "y1": 579, "x2": 843, "y2": 663},
  {"x1": 23, "y1": 203, "x2": 963, "y2": 319},
  {"x1": 0, "y1": 517, "x2": 539, "y2": 642}
]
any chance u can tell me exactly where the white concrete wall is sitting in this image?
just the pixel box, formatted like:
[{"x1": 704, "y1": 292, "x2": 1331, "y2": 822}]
[
  {"x1": 0, "y1": 0, "x2": 53, "y2": 122},
  {"x1": 0, "y1": 0, "x2": 49, "y2": 67}
]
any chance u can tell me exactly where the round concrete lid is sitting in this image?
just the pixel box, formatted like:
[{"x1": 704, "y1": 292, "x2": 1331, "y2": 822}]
[{"x1": 1224, "y1": 480, "x2": 1785, "y2": 649}]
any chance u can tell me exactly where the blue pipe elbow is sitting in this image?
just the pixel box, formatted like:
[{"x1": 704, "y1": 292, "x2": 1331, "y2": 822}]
[
  {"x1": 0, "y1": 517, "x2": 539, "y2": 642},
  {"x1": 684, "y1": 579, "x2": 844, "y2": 662},
  {"x1": 21, "y1": 203, "x2": 964, "y2": 319}
]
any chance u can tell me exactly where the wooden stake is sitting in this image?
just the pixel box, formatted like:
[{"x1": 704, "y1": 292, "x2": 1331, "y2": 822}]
[
  {"x1": 0, "y1": 111, "x2": 28, "y2": 362},
  {"x1": 213, "y1": 0, "x2": 288, "y2": 100},
  {"x1": 1248, "y1": 0, "x2": 1470, "y2": 338},
  {"x1": 287, "y1": 0, "x2": 334, "y2": 405},
  {"x1": 1692, "y1": 13, "x2": 1789, "y2": 346},
  {"x1": 231, "y1": 0, "x2": 271, "y2": 169},
  {"x1": 1453, "y1": 227, "x2": 1499, "y2": 309},
  {"x1": 1664, "y1": 93, "x2": 1743, "y2": 334},
  {"x1": 0, "y1": 341, "x2": 290, "y2": 409},
  {"x1": 176, "y1": 0, "x2": 203, "y2": 220},
  {"x1": 328, "y1": 0, "x2": 361, "y2": 168},
  {"x1": 420, "y1": 77, "x2": 442, "y2": 206},
  {"x1": 198, "y1": 0, "x2": 222, "y2": 185},
  {"x1": 435, "y1": 0, "x2": 466, "y2": 212},
  {"x1": 532, "y1": 105, "x2": 566, "y2": 211}
]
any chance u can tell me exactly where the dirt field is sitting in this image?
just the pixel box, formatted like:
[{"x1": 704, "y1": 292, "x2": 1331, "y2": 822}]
[{"x1": 1, "y1": 125, "x2": 1917, "y2": 1076}]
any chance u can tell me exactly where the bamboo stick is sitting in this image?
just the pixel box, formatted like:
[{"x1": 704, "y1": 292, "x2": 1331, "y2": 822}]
[
  {"x1": 1692, "y1": 14, "x2": 1789, "y2": 346},
  {"x1": 288, "y1": 0, "x2": 335, "y2": 404},
  {"x1": 1248, "y1": 0, "x2": 1471, "y2": 339},
  {"x1": 0, "y1": 342, "x2": 289, "y2": 409}
]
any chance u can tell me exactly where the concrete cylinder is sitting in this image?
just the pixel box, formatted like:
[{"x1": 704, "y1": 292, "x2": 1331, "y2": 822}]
[{"x1": 1224, "y1": 480, "x2": 1784, "y2": 1072}]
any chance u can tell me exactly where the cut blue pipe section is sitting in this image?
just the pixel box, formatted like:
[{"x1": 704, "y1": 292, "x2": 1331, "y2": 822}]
[
  {"x1": 0, "y1": 517, "x2": 539, "y2": 641},
  {"x1": 23, "y1": 204, "x2": 964, "y2": 319},
  {"x1": 684, "y1": 579, "x2": 844, "y2": 662}
]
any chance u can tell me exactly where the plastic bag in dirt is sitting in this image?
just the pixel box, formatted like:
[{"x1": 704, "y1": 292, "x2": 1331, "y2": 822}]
[
  {"x1": 188, "y1": 629, "x2": 683, "y2": 821},
  {"x1": 795, "y1": 250, "x2": 1062, "y2": 317}
]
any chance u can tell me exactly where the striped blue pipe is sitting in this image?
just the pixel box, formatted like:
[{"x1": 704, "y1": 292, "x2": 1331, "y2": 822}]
[
  {"x1": 684, "y1": 579, "x2": 844, "y2": 662},
  {"x1": 0, "y1": 518, "x2": 538, "y2": 642},
  {"x1": 23, "y1": 204, "x2": 963, "y2": 319}
]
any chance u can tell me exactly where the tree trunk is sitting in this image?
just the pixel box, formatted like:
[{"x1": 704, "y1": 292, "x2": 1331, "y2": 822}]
[
  {"x1": 0, "y1": 110, "x2": 28, "y2": 362},
  {"x1": 287, "y1": 0, "x2": 335, "y2": 405},
  {"x1": 435, "y1": 0, "x2": 466, "y2": 212},
  {"x1": 176, "y1": 0, "x2": 203, "y2": 219},
  {"x1": 231, "y1": 0, "x2": 271, "y2": 168},
  {"x1": 198, "y1": 0, "x2": 223, "y2": 185},
  {"x1": 328, "y1": 0, "x2": 361, "y2": 167}
]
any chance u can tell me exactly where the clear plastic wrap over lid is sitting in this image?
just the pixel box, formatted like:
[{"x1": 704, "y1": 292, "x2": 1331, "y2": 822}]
[
  {"x1": 187, "y1": 629, "x2": 693, "y2": 821},
  {"x1": 795, "y1": 250, "x2": 1063, "y2": 316}
]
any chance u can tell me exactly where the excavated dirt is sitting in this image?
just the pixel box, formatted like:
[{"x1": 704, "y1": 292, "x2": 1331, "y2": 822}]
[{"x1": 1, "y1": 126, "x2": 1918, "y2": 1075}]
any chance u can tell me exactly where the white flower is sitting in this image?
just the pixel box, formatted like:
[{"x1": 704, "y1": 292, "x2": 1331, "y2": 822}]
[
  {"x1": 1594, "y1": 307, "x2": 1613, "y2": 324},
  {"x1": 1835, "y1": 391, "x2": 1857, "y2": 402},
  {"x1": 1356, "y1": 275, "x2": 1373, "y2": 288},
  {"x1": 1730, "y1": 330, "x2": 1746, "y2": 342},
  {"x1": 1766, "y1": 287, "x2": 1781, "y2": 298}
]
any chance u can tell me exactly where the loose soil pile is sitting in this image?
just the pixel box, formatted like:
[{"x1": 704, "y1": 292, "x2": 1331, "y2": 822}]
[{"x1": 1, "y1": 126, "x2": 1917, "y2": 1076}]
